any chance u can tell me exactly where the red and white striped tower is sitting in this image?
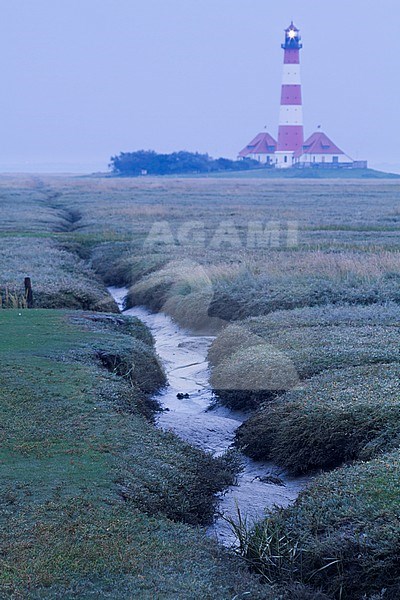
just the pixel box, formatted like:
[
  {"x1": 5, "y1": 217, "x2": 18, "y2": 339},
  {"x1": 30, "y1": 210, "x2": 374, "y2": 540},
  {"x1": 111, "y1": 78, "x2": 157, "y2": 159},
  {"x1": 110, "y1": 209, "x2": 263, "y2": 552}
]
[{"x1": 275, "y1": 22, "x2": 304, "y2": 168}]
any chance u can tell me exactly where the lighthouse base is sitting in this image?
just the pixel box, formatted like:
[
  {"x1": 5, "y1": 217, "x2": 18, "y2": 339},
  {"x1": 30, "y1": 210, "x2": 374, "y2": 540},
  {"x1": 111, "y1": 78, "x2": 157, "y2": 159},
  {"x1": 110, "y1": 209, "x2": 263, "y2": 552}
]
[{"x1": 275, "y1": 151, "x2": 295, "y2": 169}]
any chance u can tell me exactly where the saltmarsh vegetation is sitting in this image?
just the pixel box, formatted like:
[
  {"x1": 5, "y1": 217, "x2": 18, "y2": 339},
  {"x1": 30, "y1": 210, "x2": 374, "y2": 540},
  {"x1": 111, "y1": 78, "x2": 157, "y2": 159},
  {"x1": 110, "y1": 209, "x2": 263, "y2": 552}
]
[
  {"x1": 1, "y1": 175, "x2": 400, "y2": 598},
  {"x1": 236, "y1": 363, "x2": 400, "y2": 470},
  {"x1": 4, "y1": 176, "x2": 399, "y2": 319},
  {"x1": 208, "y1": 304, "x2": 400, "y2": 410},
  {"x1": 229, "y1": 451, "x2": 400, "y2": 599},
  {"x1": 0, "y1": 310, "x2": 266, "y2": 598},
  {"x1": 0, "y1": 237, "x2": 117, "y2": 310},
  {"x1": 0, "y1": 180, "x2": 116, "y2": 311}
]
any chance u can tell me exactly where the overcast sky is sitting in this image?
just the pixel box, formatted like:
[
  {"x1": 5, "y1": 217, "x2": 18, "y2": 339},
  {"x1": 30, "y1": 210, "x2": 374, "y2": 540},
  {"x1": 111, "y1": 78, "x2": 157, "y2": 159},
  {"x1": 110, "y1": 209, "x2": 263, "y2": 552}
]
[{"x1": 0, "y1": 0, "x2": 398, "y2": 173}]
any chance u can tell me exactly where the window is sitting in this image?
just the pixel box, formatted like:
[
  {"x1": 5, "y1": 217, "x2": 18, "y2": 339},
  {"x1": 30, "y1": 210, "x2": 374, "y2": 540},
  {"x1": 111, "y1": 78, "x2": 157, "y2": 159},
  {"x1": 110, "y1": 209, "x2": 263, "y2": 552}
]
[
  {"x1": 284, "y1": 156, "x2": 288, "y2": 163},
  {"x1": 333, "y1": 156, "x2": 339, "y2": 163}
]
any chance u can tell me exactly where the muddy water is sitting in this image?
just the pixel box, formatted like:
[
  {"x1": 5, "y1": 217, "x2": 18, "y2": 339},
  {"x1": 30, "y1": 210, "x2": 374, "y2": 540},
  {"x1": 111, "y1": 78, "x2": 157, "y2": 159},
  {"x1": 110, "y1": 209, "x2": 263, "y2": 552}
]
[{"x1": 110, "y1": 287, "x2": 308, "y2": 545}]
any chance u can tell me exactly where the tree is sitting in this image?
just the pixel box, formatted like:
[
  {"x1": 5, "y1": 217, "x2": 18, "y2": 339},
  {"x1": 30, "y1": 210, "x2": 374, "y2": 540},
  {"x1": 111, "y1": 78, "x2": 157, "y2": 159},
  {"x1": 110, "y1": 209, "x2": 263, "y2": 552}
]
[{"x1": 109, "y1": 151, "x2": 262, "y2": 176}]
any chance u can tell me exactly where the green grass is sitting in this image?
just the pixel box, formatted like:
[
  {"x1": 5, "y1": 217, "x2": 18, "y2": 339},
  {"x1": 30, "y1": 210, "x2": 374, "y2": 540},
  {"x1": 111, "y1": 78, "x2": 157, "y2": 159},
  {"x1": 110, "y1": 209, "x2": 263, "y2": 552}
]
[
  {"x1": 169, "y1": 167, "x2": 400, "y2": 179},
  {"x1": 209, "y1": 319, "x2": 400, "y2": 410},
  {"x1": 236, "y1": 363, "x2": 400, "y2": 472},
  {"x1": 232, "y1": 451, "x2": 400, "y2": 599},
  {"x1": 1, "y1": 175, "x2": 400, "y2": 598},
  {"x1": 1, "y1": 502, "x2": 269, "y2": 599},
  {"x1": 0, "y1": 309, "x2": 266, "y2": 598}
]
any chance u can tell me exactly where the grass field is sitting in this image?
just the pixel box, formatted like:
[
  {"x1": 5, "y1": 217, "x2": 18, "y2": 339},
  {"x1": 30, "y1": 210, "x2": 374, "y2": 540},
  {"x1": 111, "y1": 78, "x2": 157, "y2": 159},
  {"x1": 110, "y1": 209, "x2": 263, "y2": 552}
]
[
  {"x1": 175, "y1": 167, "x2": 400, "y2": 179},
  {"x1": 231, "y1": 450, "x2": 400, "y2": 599},
  {"x1": 236, "y1": 362, "x2": 400, "y2": 469},
  {"x1": 0, "y1": 309, "x2": 269, "y2": 598},
  {"x1": 208, "y1": 305, "x2": 400, "y2": 409},
  {"x1": 1, "y1": 174, "x2": 400, "y2": 598}
]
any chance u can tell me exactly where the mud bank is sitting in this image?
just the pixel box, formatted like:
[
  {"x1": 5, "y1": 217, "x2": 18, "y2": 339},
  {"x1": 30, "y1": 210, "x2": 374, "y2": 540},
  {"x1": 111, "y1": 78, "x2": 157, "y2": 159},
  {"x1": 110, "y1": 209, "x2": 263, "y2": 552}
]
[{"x1": 109, "y1": 287, "x2": 308, "y2": 545}]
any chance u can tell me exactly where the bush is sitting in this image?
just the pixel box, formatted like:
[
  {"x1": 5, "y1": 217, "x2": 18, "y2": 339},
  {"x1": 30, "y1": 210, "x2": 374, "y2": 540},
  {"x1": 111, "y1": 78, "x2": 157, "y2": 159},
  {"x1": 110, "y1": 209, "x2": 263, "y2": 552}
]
[
  {"x1": 110, "y1": 150, "x2": 260, "y2": 176},
  {"x1": 236, "y1": 363, "x2": 400, "y2": 472}
]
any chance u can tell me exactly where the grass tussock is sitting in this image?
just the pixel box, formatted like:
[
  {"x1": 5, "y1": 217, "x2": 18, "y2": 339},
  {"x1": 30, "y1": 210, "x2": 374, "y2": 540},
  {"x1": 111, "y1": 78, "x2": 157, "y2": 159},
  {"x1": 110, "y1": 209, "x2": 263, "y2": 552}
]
[
  {"x1": 126, "y1": 259, "x2": 225, "y2": 331},
  {"x1": 209, "y1": 265, "x2": 400, "y2": 323},
  {"x1": 229, "y1": 451, "x2": 400, "y2": 599},
  {"x1": 91, "y1": 242, "x2": 164, "y2": 287},
  {"x1": 209, "y1": 318, "x2": 400, "y2": 410},
  {"x1": 0, "y1": 237, "x2": 117, "y2": 311},
  {"x1": 236, "y1": 363, "x2": 400, "y2": 472},
  {"x1": 125, "y1": 254, "x2": 400, "y2": 328},
  {"x1": 231, "y1": 301, "x2": 400, "y2": 332}
]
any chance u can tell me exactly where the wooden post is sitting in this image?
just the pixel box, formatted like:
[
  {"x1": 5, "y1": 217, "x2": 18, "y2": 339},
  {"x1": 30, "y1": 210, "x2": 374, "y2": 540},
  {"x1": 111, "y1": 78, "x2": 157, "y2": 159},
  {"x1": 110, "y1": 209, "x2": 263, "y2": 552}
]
[{"x1": 24, "y1": 277, "x2": 34, "y2": 308}]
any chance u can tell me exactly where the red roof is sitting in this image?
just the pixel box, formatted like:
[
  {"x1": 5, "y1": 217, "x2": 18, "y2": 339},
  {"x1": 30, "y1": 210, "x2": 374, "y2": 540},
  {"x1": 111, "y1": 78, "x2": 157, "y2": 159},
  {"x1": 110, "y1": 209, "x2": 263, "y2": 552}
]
[
  {"x1": 239, "y1": 132, "x2": 277, "y2": 157},
  {"x1": 294, "y1": 131, "x2": 345, "y2": 158}
]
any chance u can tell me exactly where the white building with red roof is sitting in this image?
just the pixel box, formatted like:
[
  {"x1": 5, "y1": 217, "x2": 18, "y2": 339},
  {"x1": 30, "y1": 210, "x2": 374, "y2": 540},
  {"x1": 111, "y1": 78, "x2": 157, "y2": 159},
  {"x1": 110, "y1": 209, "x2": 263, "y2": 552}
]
[
  {"x1": 238, "y1": 131, "x2": 277, "y2": 164},
  {"x1": 294, "y1": 131, "x2": 354, "y2": 167}
]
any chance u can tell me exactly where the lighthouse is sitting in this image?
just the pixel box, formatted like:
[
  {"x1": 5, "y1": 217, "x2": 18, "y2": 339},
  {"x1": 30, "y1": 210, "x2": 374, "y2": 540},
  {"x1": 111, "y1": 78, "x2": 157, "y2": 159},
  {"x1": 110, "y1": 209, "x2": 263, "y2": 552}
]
[
  {"x1": 275, "y1": 22, "x2": 304, "y2": 168},
  {"x1": 238, "y1": 22, "x2": 363, "y2": 169}
]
